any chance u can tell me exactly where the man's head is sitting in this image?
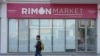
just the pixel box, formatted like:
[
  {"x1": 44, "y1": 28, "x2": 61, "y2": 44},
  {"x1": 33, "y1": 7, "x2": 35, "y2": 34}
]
[{"x1": 36, "y1": 35, "x2": 40, "y2": 40}]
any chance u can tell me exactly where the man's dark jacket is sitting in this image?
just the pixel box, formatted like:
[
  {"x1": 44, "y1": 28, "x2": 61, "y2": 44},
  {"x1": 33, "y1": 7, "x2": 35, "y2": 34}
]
[{"x1": 35, "y1": 40, "x2": 42, "y2": 52}]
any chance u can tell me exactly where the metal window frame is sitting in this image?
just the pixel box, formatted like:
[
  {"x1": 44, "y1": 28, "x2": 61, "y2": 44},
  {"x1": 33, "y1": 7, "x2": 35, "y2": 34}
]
[
  {"x1": 8, "y1": 19, "x2": 19, "y2": 53},
  {"x1": 27, "y1": 19, "x2": 29, "y2": 52}
]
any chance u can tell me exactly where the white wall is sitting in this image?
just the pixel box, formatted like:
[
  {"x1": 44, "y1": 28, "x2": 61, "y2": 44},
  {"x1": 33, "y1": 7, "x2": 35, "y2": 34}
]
[
  {"x1": 0, "y1": 4, "x2": 1, "y2": 53},
  {"x1": 0, "y1": 4, "x2": 1, "y2": 18},
  {"x1": 97, "y1": 4, "x2": 100, "y2": 54},
  {"x1": 0, "y1": 3, "x2": 7, "y2": 53}
]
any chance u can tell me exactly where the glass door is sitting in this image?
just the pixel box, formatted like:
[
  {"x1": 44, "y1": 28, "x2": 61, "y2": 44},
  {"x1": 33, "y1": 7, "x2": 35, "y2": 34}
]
[
  {"x1": 86, "y1": 20, "x2": 96, "y2": 51},
  {"x1": 77, "y1": 20, "x2": 86, "y2": 51},
  {"x1": 77, "y1": 20, "x2": 96, "y2": 52}
]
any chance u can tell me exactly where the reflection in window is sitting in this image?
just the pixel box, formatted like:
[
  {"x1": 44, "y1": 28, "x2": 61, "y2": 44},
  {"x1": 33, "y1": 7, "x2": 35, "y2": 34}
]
[
  {"x1": 30, "y1": 19, "x2": 39, "y2": 28},
  {"x1": 40, "y1": 20, "x2": 51, "y2": 27},
  {"x1": 78, "y1": 20, "x2": 85, "y2": 51},
  {"x1": 19, "y1": 19, "x2": 28, "y2": 52},
  {"x1": 87, "y1": 20, "x2": 95, "y2": 51},
  {"x1": 78, "y1": 20, "x2": 86, "y2": 28},
  {"x1": 66, "y1": 20, "x2": 75, "y2": 28},
  {"x1": 53, "y1": 20, "x2": 65, "y2": 52},
  {"x1": 30, "y1": 19, "x2": 39, "y2": 52},
  {"x1": 40, "y1": 19, "x2": 52, "y2": 52},
  {"x1": 78, "y1": 28, "x2": 85, "y2": 51},
  {"x1": 66, "y1": 20, "x2": 76, "y2": 52},
  {"x1": 9, "y1": 19, "x2": 18, "y2": 52}
]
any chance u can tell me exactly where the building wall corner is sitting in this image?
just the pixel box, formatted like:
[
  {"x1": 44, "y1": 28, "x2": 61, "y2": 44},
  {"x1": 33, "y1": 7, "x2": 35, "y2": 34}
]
[{"x1": 97, "y1": 4, "x2": 100, "y2": 55}]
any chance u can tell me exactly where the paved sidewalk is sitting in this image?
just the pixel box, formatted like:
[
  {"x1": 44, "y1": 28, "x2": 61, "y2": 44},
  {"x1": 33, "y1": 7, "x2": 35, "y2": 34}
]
[{"x1": 0, "y1": 54, "x2": 98, "y2": 56}]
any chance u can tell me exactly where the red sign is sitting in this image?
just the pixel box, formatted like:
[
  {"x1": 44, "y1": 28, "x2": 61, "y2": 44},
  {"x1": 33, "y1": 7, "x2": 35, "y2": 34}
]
[{"x1": 7, "y1": 3, "x2": 97, "y2": 19}]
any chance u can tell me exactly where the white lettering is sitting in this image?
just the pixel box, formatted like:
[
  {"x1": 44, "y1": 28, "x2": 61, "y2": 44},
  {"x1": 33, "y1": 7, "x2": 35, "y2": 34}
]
[
  {"x1": 31, "y1": 8, "x2": 38, "y2": 14},
  {"x1": 74, "y1": 8, "x2": 78, "y2": 14},
  {"x1": 21, "y1": 7, "x2": 83, "y2": 15},
  {"x1": 28, "y1": 8, "x2": 31, "y2": 14},
  {"x1": 80, "y1": 8, "x2": 83, "y2": 14},
  {"x1": 59, "y1": 8, "x2": 64, "y2": 13},
  {"x1": 69, "y1": 8, "x2": 74, "y2": 14},
  {"x1": 39, "y1": 7, "x2": 45, "y2": 15},
  {"x1": 52, "y1": 8, "x2": 59, "y2": 13},
  {"x1": 45, "y1": 8, "x2": 51, "y2": 14},
  {"x1": 22, "y1": 8, "x2": 27, "y2": 14},
  {"x1": 64, "y1": 8, "x2": 69, "y2": 13}
]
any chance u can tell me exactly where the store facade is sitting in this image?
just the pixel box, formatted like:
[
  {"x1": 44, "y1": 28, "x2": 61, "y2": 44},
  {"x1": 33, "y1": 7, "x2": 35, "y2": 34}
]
[
  {"x1": 6, "y1": 3, "x2": 97, "y2": 53},
  {"x1": 0, "y1": 2, "x2": 100, "y2": 56}
]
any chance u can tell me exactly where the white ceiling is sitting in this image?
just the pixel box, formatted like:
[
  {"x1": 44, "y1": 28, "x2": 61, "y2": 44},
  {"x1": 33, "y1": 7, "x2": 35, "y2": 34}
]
[
  {"x1": 0, "y1": 0, "x2": 2, "y2": 3},
  {"x1": 0, "y1": 0, "x2": 6, "y2": 3},
  {"x1": 0, "y1": 0, "x2": 99, "y2": 4},
  {"x1": 51, "y1": 0, "x2": 99, "y2": 4}
]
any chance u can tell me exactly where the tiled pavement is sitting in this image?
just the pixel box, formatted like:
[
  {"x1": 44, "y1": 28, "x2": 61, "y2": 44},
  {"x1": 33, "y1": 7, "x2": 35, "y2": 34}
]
[
  {"x1": 0, "y1": 53, "x2": 99, "y2": 56},
  {"x1": 0, "y1": 55, "x2": 98, "y2": 56},
  {"x1": 0, "y1": 54, "x2": 99, "y2": 56}
]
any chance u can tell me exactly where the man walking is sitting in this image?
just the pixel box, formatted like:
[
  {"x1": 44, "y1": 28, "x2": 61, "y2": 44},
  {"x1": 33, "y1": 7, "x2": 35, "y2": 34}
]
[{"x1": 35, "y1": 35, "x2": 42, "y2": 56}]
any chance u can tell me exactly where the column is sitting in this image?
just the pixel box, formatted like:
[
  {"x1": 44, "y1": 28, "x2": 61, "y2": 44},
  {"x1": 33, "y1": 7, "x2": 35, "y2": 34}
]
[{"x1": 0, "y1": 3, "x2": 7, "y2": 53}]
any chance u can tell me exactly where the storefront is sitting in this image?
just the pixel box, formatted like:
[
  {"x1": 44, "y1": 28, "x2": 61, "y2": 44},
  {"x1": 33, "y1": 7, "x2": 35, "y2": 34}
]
[{"x1": 6, "y1": 3, "x2": 97, "y2": 53}]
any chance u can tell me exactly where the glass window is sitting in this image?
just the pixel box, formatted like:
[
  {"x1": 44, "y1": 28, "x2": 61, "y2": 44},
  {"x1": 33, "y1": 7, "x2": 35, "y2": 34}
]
[
  {"x1": 9, "y1": 19, "x2": 18, "y2": 52},
  {"x1": 66, "y1": 20, "x2": 76, "y2": 52},
  {"x1": 40, "y1": 19, "x2": 52, "y2": 52},
  {"x1": 66, "y1": 20, "x2": 75, "y2": 28},
  {"x1": 40, "y1": 20, "x2": 51, "y2": 27},
  {"x1": 8, "y1": 19, "x2": 96, "y2": 53},
  {"x1": 30, "y1": 19, "x2": 39, "y2": 52},
  {"x1": 53, "y1": 19, "x2": 65, "y2": 52},
  {"x1": 19, "y1": 19, "x2": 28, "y2": 52}
]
